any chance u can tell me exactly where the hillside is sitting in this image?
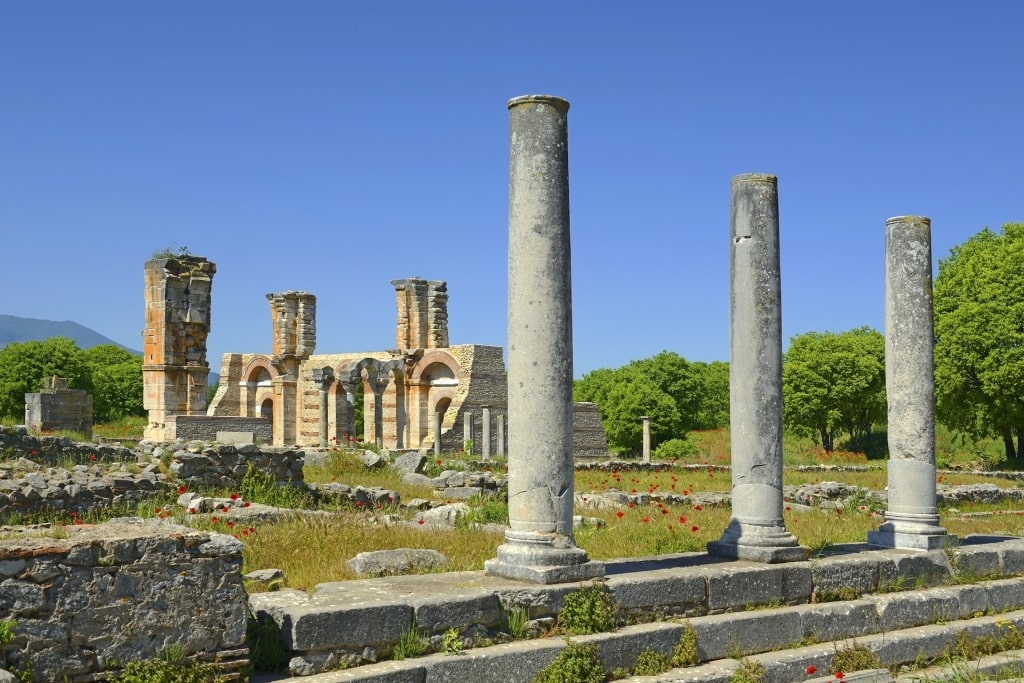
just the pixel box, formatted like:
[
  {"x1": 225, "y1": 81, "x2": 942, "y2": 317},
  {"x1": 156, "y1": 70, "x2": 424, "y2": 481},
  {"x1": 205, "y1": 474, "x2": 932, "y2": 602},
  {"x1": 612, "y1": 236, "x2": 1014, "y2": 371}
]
[{"x1": 0, "y1": 314, "x2": 140, "y2": 354}]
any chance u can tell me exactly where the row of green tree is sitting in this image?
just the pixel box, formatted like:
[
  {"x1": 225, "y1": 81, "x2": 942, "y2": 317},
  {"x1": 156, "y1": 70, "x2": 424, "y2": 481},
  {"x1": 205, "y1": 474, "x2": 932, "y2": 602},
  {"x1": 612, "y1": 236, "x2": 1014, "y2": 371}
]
[
  {"x1": 576, "y1": 223, "x2": 1024, "y2": 461},
  {"x1": 0, "y1": 338, "x2": 144, "y2": 423}
]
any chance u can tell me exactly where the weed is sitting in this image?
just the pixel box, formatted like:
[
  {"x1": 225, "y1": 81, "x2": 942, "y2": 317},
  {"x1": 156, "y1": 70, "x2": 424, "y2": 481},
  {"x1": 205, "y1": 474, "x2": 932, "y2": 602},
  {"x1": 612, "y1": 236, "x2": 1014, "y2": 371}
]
[
  {"x1": 817, "y1": 586, "x2": 861, "y2": 602},
  {"x1": 558, "y1": 583, "x2": 617, "y2": 635},
  {"x1": 671, "y1": 622, "x2": 699, "y2": 667},
  {"x1": 239, "y1": 465, "x2": 312, "y2": 508},
  {"x1": 503, "y1": 605, "x2": 530, "y2": 640},
  {"x1": 115, "y1": 659, "x2": 228, "y2": 682},
  {"x1": 0, "y1": 620, "x2": 14, "y2": 646},
  {"x1": 392, "y1": 624, "x2": 428, "y2": 660},
  {"x1": 441, "y1": 627, "x2": 463, "y2": 654},
  {"x1": 831, "y1": 642, "x2": 880, "y2": 674},
  {"x1": 532, "y1": 640, "x2": 605, "y2": 683},
  {"x1": 633, "y1": 648, "x2": 671, "y2": 676},
  {"x1": 729, "y1": 659, "x2": 765, "y2": 683}
]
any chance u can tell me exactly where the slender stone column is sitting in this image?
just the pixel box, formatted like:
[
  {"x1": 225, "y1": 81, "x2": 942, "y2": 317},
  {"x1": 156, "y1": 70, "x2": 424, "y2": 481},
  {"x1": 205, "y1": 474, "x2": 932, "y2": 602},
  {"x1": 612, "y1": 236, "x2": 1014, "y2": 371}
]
[
  {"x1": 708, "y1": 173, "x2": 807, "y2": 563},
  {"x1": 641, "y1": 416, "x2": 651, "y2": 463},
  {"x1": 433, "y1": 410, "x2": 442, "y2": 457},
  {"x1": 485, "y1": 94, "x2": 603, "y2": 584},
  {"x1": 869, "y1": 216, "x2": 950, "y2": 550},
  {"x1": 496, "y1": 414, "x2": 505, "y2": 458},
  {"x1": 463, "y1": 412, "x2": 474, "y2": 454},
  {"x1": 481, "y1": 406, "x2": 491, "y2": 461}
]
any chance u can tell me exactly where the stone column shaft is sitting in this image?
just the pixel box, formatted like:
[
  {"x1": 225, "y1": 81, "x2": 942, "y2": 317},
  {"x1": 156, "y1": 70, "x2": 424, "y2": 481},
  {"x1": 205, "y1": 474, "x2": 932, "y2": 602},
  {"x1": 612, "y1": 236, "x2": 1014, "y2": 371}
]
[
  {"x1": 482, "y1": 406, "x2": 491, "y2": 461},
  {"x1": 708, "y1": 173, "x2": 806, "y2": 563},
  {"x1": 641, "y1": 416, "x2": 651, "y2": 463},
  {"x1": 869, "y1": 216, "x2": 949, "y2": 550},
  {"x1": 485, "y1": 94, "x2": 602, "y2": 584},
  {"x1": 433, "y1": 410, "x2": 442, "y2": 457},
  {"x1": 496, "y1": 414, "x2": 505, "y2": 458}
]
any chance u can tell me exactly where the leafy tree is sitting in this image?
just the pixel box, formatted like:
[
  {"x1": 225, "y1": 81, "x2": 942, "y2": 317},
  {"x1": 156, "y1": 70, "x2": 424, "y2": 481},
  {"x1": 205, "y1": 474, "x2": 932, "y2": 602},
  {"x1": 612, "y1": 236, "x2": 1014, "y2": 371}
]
[
  {"x1": 934, "y1": 223, "x2": 1024, "y2": 460},
  {"x1": 693, "y1": 360, "x2": 730, "y2": 430},
  {"x1": 91, "y1": 357, "x2": 145, "y2": 422},
  {"x1": 601, "y1": 374, "x2": 681, "y2": 454},
  {"x1": 626, "y1": 351, "x2": 704, "y2": 432},
  {"x1": 0, "y1": 337, "x2": 92, "y2": 419},
  {"x1": 83, "y1": 344, "x2": 136, "y2": 368},
  {"x1": 782, "y1": 327, "x2": 886, "y2": 452}
]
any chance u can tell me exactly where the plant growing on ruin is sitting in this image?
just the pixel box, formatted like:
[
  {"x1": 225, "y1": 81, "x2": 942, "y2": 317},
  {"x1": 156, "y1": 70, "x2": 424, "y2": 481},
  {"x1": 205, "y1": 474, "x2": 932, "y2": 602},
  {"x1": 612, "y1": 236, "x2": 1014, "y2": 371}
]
[
  {"x1": 633, "y1": 647, "x2": 671, "y2": 675},
  {"x1": 558, "y1": 582, "x2": 617, "y2": 635},
  {"x1": 441, "y1": 627, "x2": 463, "y2": 654},
  {"x1": 671, "y1": 621, "x2": 699, "y2": 667},
  {"x1": 830, "y1": 642, "x2": 880, "y2": 676},
  {"x1": 728, "y1": 659, "x2": 765, "y2": 683},
  {"x1": 502, "y1": 604, "x2": 530, "y2": 640},
  {"x1": 532, "y1": 640, "x2": 605, "y2": 683},
  {"x1": 115, "y1": 659, "x2": 228, "y2": 683},
  {"x1": 392, "y1": 624, "x2": 428, "y2": 660}
]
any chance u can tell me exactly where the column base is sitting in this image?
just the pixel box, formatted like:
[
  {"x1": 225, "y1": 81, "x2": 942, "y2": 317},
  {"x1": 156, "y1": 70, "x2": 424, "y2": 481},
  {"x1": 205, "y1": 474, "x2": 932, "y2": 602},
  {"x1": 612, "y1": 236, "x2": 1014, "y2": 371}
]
[
  {"x1": 868, "y1": 526, "x2": 954, "y2": 551},
  {"x1": 707, "y1": 519, "x2": 809, "y2": 563},
  {"x1": 484, "y1": 530, "x2": 605, "y2": 584}
]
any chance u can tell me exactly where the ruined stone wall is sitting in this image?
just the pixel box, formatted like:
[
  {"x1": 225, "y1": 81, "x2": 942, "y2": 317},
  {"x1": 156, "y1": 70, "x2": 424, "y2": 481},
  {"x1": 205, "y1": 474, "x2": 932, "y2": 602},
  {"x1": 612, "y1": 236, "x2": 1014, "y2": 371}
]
[
  {"x1": 0, "y1": 522, "x2": 247, "y2": 682},
  {"x1": 392, "y1": 278, "x2": 449, "y2": 350},
  {"x1": 267, "y1": 291, "x2": 316, "y2": 359},
  {"x1": 440, "y1": 345, "x2": 506, "y2": 452},
  {"x1": 24, "y1": 378, "x2": 93, "y2": 440},
  {"x1": 572, "y1": 402, "x2": 609, "y2": 458},
  {"x1": 170, "y1": 416, "x2": 272, "y2": 444},
  {"x1": 143, "y1": 257, "x2": 216, "y2": 441}
]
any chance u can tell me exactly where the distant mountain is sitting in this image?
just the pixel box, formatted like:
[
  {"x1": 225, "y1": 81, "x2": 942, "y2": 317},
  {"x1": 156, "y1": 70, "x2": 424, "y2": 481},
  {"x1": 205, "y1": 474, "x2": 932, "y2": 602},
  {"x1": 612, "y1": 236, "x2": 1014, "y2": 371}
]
[{"x1": 0, "y1": 314, "x2": 141, "y2": 355}]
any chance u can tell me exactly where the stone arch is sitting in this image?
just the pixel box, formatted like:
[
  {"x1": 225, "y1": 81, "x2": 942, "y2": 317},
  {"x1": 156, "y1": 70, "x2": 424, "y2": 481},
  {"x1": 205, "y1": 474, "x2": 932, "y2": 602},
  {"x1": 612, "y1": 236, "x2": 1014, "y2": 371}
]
[
  {"x1": 241, "y1": 357, "x2": 276, "y2": 419},
  {"x1": 341, "y1": 358, "x2": 406, "y2": 449},
  {"x1": 408, "y1": 351, "x2": 461, "y2": 450}
]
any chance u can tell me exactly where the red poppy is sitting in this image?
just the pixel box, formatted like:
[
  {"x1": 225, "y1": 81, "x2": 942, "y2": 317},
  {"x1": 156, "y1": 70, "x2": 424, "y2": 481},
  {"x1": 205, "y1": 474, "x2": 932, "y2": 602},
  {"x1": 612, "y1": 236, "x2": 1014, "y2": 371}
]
[
  {"x1": 417, "y1": 518, "x2": 425, "y2": 525},
  {"x1": 641, "y1": 517, "x2": 650, "y2": 523},
  {"x1": 178, "y1": 485, "x2": 187, "y2": 494},
  {"x1": 230, "y1": 492, "x2": 240, "y2": 500},
  {"x1": 615, "y1": 511, "x2": 624, "y2": 518},
  {"x1": 691, "y1": 525, "x2": 699, "y2": 532},
  {"x1": 805, "y1": 665, "x2": 816, "y2": 675},
  {"x1": 835, "y1": 673, "x2": 844, "y2": 680},
  {"x1": 679, "y1": 516, "x2": 687, "y2": 524}
]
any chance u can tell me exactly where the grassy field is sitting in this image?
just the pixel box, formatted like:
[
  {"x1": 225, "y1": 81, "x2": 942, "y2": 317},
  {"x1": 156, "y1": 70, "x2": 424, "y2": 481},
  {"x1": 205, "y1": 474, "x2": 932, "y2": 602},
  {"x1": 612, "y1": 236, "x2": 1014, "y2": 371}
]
[{"x1": 6, "y1": 419, "x2": 1024, "y2": 592}]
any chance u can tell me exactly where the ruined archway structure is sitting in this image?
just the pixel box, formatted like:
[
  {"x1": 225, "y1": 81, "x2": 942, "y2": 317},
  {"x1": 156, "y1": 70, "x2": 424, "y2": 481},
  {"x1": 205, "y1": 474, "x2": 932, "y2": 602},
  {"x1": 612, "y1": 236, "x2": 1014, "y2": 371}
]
[{"x1": 205, "y1": 278, "x2": 511, "y2": 450}]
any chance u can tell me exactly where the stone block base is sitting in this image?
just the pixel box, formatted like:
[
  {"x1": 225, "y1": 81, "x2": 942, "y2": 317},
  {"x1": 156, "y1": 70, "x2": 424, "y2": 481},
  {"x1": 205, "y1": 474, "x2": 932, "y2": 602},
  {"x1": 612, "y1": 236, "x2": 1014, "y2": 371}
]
[
  {"x1": 485, "y1": 534, "x2": 605, "y2": 584},
  {"x1": 707, "y1": 540, "x2": 810, "y2": 563},
  {"x1": 868, "y1": 530, "x2": 956, "y2": 551}
]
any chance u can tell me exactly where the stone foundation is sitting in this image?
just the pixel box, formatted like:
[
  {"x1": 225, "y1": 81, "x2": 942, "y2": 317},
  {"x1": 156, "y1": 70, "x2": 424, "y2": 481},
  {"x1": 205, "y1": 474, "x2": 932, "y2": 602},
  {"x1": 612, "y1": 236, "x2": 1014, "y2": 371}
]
[{"x1": 0, "y1": 520, "x2": 247, "y2": 682}]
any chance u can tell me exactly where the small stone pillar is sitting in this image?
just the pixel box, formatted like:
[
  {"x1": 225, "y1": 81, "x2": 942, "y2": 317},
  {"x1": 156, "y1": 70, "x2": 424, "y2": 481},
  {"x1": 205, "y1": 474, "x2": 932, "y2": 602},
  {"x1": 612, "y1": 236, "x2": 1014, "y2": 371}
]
[
  {"x1": 433, "y1": 410, "x2": 442, "y2": 457},
  {"x1": 485, "y1": 94, "x2": 603, "y2": 584},
  {"x1": 312, "y1": 367, "x2": 334, "y2": 449},
  {"x1": 708, "y1": 173, "x2": 807, "y2": 563},
  {"x1": 481, "y1": 406, "x2": 491, "y2": 461},
  {"x1": 641, "y1": 416, "x2": 651, "y2": 463},
  {"x1": 463, "y1": 412, "x2": 474, "y2": 454},
  {"x1": 496, "y1": 414, "x2": 505, "y2": 458},
  {"x1": 869, "y1": 216, "x2": 950, "y2": 550}
]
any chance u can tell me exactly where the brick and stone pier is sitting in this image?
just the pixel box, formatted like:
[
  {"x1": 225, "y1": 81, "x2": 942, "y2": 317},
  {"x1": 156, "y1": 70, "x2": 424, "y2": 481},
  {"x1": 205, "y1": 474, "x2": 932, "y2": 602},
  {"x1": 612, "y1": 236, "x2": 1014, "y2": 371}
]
[
  {"x1": 869, "y1": 216, "x2": 951, "y2": 550},
  {"x1": 485, "y1": 94, "x2": 603, "y2": 584},
  {"x1": 708, "y1": 173, "x2": 807, "y2": 563}
]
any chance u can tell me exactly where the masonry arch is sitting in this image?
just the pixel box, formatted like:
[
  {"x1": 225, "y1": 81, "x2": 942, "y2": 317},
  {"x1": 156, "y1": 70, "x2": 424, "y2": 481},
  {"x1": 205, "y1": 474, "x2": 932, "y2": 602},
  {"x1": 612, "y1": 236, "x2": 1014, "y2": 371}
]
[
  {"x1": 409, "y1": 351, "x2": 461, "y2": 450},
  {"x1": 241, "y1": 357, "x2": 276, "y2": 419},
  {"x1": 342, "y1": 357, "x2": 406, "y2": 449}
]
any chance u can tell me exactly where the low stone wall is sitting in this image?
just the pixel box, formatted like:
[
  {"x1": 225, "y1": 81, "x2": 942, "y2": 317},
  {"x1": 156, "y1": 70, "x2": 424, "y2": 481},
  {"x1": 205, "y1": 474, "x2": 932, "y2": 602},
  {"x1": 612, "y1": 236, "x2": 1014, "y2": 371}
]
[
  {"x1": 170, "y1": 415, "x2": 272, "y2": 444},
  {"x1": 0, "y1": 520, "x2": 248, "y2": 682},
  {"x1": 0, "y1": 425, "x2": 136, "y2": 467}
]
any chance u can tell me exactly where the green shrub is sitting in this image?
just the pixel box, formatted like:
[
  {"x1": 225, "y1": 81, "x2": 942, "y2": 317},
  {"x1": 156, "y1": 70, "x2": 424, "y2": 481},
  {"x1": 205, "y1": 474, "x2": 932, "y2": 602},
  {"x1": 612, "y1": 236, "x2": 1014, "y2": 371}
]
[
  {"x1": 115, "y1": 659, "x2": 227, "y2": 682},
  {"x1": 672, "y1": 622, "x2": 699, "y2": 667},
  {"x1": 533, "y1": 641, "x2": 605, "y2": 683},
  {"x1": 654, "y1": 437, "x2": 698, "y2": 459},
  {"x1": 633, "y1": 648, "x2": 671, "y2": 675},
  {"x1": 559, "y1": 583, "x2": 617, "y2": 635}
]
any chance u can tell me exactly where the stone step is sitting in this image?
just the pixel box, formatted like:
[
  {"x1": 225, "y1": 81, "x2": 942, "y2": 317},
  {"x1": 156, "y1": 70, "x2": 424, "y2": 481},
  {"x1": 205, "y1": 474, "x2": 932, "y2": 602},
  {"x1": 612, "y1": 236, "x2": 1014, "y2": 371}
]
[{"x1": 249, "y1": 536, "x2": 1024, "y2": 680}]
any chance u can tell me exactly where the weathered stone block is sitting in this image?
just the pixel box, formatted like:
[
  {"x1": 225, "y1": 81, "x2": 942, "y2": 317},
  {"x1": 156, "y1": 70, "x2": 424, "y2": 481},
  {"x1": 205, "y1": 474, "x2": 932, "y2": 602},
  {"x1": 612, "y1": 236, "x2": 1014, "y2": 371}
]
[
  {"x1": 706, "y1": 565, "x2": 785, "y2": 612},
  {"x1": 811, "y1": 554, "x2": 883, "y2": 597},
  {"x1": 693, "y1": 609, "x2": 803, "y2": 660},
  {"x1": 865, "y1": 591, "x2": 960, "y2": 632},
  {"x1": 795, "y1": 600, "x2": 878, "y2": 642},
  {"x1": 411, "y1": 590, "x2": 502, "y2": 634}
]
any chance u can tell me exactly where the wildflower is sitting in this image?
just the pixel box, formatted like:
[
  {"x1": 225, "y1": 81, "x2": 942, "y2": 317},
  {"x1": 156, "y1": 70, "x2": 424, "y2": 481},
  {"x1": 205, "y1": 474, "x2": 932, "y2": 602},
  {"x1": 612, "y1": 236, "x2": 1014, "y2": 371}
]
[
  {"x1": 417, "y1": 518, "x2": 425, "y2": 525},
  {"x1": 243, "y1": 501, "x2": 251, "y2": 507},
  {"x1": 627, "y1": 502, "x2": 635, "y2": 509},
  {"x1": 210, "y1": 516, "x2": 218, "y2": 523},
  {"x1": 89, "y1": 454, "x2": 97, "y2": 461},
  {"x1": 30, "y1": 450, "x2": 37, "y2": 456},
  {"x1": 188, "y1": 507, "x2": 196, "y2": 514},
  {"x1": 230, "y1": 492, "x2": 240, "y2": 500},
  {"x1": 178, "y1": 485, "x2": 188, "y2": 494},
  {"x1": 356, "y1": 501, "x2": 364, "y2": 508},
  {"x1": 859, "y1": 505, "x2": 867, "y2": 512},
  {"x1": 805, "y1": 665, "x2": 816, "y2": 674},
  {"x1": 154, "y1": 508, "x2": 162, "y2": 514},
  {"x1": 694, "y1": 505, "x2": 703, "y2": 511},
  {"x1": 74, "y1": 518, "x2": 83, "y2": 525},
  {"x1": 226, "y1": 521, "x2": 235, "y2": 528},
  {"x1": 661, "y1": 509, "x2": 669, "y2": 515},
  {"x1": 436, "y1": 459, "x2": 442, "y2": 465},
  {"x1": 221, "y1": 506, "x2": 229, "y2": 513},
  {"x1": 641, "y1": 517, "x2": 650, "y2": 523},
  {"x1": 691, "y1": 525, "x2": 699, "y2": 533},
  {"x1": 679, "y1": 516, "x2": 687, "y2": 524},
  {"x1": 682, "y1": 490, "x2": 689, "y2": 496},
  {"x1": 615, "y1": 511, "x2": 624, "y2": 518},
  {"x1": 834, "y1": 673, "x2": 844, "y2": 680},
  {"x1": 241, "y1": 529, "x2": 249, "y2": 536}
]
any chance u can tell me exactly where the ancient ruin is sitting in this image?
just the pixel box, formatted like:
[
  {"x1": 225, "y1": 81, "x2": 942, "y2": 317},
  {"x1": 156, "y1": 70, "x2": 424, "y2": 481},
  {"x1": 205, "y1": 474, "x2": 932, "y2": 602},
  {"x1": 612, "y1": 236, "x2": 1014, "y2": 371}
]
[{"x1": 24, "y1": 376, "x2": 92, "y2": 439}]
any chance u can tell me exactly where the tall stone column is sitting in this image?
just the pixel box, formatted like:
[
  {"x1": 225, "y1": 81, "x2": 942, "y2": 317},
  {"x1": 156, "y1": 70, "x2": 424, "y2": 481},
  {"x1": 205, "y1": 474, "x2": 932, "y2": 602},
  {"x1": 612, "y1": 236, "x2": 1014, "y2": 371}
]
[
  {"x1": 433, "y1": 410, "x2": 442, "y2": 457},
  {"x1": 496, "y1": 414, "x2": 505, "y2": 458},
  {"x1": 463, "y1": 412, "x2": 474, "y2": 454},
  {"x1": 708, "y1": 173, "x2": 807, "y2": 563},
  {"x1": 869, "y1": 216, "x2": 950, "y2": 550},
  {"x1": 481, "y1": 406, "x2": 491, "y2": 461},
  {"x1": 485, "y1": 94, "x2": 603, "y2": 584}
]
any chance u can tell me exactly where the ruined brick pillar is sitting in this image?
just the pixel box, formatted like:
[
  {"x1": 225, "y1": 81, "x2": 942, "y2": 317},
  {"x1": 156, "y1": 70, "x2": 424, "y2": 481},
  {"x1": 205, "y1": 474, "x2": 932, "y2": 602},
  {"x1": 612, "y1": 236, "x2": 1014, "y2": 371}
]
[
  {"x1": 392, "y1": 278, "x2": 449, "y2": 351},
  {"x1": 143, "y1": 256, "x2": 216, "y2": 441},
  {"x1": 266, "y1": 291, "x2": 316, "y2": 445}
]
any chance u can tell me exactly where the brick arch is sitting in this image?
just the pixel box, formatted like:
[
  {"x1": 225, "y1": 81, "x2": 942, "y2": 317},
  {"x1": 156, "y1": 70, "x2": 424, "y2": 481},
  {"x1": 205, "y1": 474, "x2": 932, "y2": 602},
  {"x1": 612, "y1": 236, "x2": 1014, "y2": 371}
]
[
  {"x1": 241, "y1": 356, "x2": 276, "y2": 419},
  {"x1": 407, "y1": 350, "x2": 460, "y2": 384},
  {"x1": 407, "y1": 351, "x2": 462, "y2": 450}
]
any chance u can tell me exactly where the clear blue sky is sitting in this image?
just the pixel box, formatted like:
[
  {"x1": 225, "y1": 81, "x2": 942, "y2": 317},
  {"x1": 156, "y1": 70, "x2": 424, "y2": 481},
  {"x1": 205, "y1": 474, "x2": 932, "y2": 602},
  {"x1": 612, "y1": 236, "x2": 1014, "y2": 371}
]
[{"x1": 2, "y1": 3, "x2": 1021, "y2": 378}]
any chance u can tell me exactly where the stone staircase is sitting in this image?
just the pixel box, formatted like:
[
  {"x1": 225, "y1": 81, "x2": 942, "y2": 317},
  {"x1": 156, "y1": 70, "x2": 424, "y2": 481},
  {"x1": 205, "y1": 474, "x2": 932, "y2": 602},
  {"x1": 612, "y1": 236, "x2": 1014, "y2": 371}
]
[{"x1": 249, "y1": 535, "x2": 1024, "y2": 682}]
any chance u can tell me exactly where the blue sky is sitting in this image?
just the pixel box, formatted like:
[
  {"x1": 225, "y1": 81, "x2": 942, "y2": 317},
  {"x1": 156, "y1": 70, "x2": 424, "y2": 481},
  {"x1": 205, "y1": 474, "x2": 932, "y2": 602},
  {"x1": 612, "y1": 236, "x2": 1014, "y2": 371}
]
[{"x1": 2, "y1": 3, "x2": 1021, "y2": 378}]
